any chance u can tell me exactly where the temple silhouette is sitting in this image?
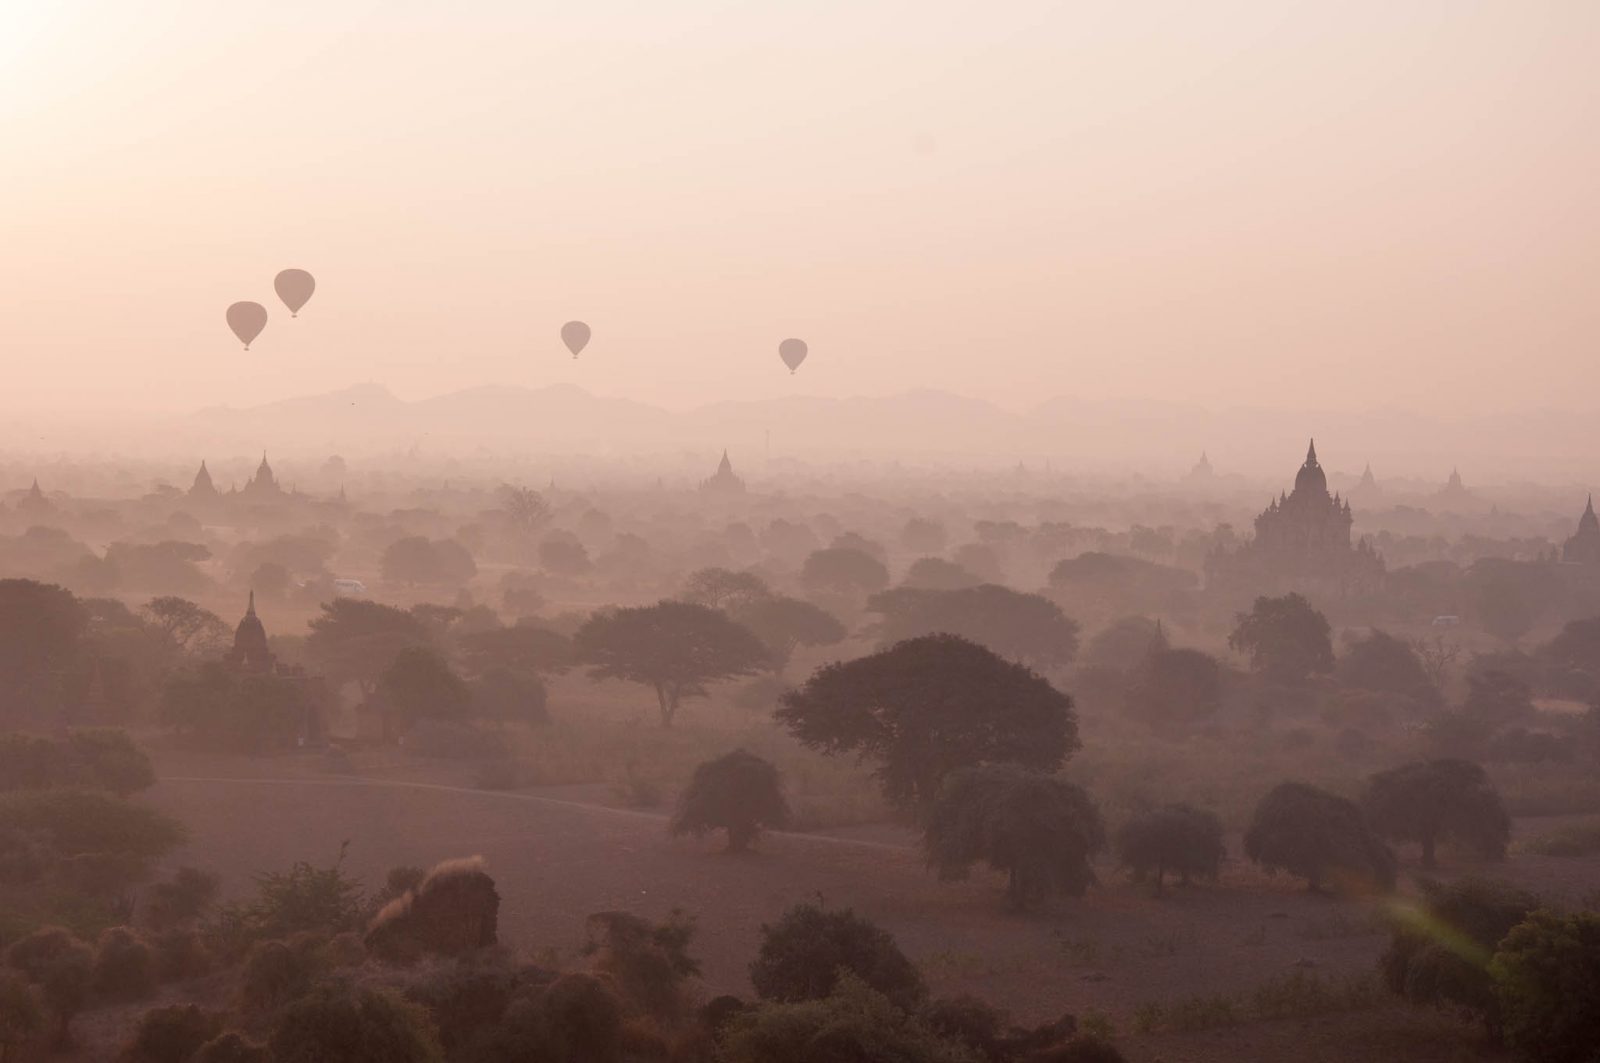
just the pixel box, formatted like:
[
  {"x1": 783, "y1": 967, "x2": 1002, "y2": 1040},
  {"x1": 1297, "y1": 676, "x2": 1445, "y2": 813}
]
[
  {"x1": 700, "y1": 449, "x2": 746, "y2": 494},
  {"x1": 1207, "y1": 440, "x2": 1383, "y2": 593},
  {"x1": 1563, "y1": 496, "x2": 1600, "y2": 565}
]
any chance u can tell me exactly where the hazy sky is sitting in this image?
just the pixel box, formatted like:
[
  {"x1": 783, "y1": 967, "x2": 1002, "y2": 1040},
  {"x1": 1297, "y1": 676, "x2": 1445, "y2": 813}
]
[{"x1": 3, "y1": 1, "x2": 1596, "y2": 418}]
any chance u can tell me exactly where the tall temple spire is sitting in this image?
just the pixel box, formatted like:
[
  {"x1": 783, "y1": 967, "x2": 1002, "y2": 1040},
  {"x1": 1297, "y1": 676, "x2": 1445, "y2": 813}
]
[
  {"x1": 246, "y1": 590, "x2": 256, "y2": 617},
  {"x1": 1305, "y1": 439, "x2": 1318, "y2": 466}
]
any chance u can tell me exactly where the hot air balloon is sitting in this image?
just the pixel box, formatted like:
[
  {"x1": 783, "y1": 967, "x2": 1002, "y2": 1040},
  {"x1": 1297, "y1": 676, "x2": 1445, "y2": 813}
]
[
  {"x1": 561, "y1": 320, "x2": 591, "y2": 359},
  {"x1": 274, "y1": 269, "x2": 315, "y2": 317},
  {"x1": 778, "y1": 338, "x2": 808, "y2": 374},
  {"x1": 227, "y1": 302, "x2": 268, "y2": 350}
]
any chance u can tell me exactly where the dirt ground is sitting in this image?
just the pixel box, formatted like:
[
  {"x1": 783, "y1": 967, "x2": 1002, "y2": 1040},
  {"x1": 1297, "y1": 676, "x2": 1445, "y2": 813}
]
[{"x1": 134, "y1": 748, "x2": 1600, "y2": 1062}]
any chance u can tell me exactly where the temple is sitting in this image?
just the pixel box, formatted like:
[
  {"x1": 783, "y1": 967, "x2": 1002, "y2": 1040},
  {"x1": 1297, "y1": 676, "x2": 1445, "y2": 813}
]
[
  {"x1": 1563, "y1": 496, "x2": 1600, "y2": 565},
  {"x1": 1186, "y1": 452, "x2": 1214, "y2": 482},
  {"x1": 17, "y1": 479, "x2": 53, "y2": 517},
  {"x1": 1207, "y1": 440, "x2": 1383, "y2": 593},
  {"x1": 700, "y1": 449, "x2": 746, "y2": 494},
  {"x1": 190, "y1": 461, "x2": 217, "y2": 498},
  {"x1": 226, "y1": 591, "x2": 276, "y2": 673},
  {"x1": 242, "y1": 454, "x2": 283, "y2": 497}
]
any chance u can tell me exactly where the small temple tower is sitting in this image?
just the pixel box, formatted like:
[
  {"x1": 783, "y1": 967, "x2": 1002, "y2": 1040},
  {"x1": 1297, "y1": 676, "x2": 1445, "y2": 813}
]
[
  {"x1": 1563, "y1": 496, "x2": 1600, "y2": 565},
  {"x1": 1186, "y1": 451, "x2": 1214, "y2": 482},
  {"x1": 190, "y1": 461, "x2": 218, "y2": 498},
  {"x1": 226, "y1": 592, "x2": 275, "y2": 673},
  {"x1": 243, "y1": 454, "x2": 282, "y2": 497},
  {"x1": 700, "y1": 449, "x2": 746, "y2": 494},
  {"x1": 18, "y1": 479, "x2": 54, "y2": 517}
]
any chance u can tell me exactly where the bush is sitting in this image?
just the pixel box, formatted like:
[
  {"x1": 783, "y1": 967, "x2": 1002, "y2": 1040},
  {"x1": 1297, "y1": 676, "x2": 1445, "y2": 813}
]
[
  {"x1": 0, "y1": 789, "x2": 184, "y2": 867},
  {"x1": 366, "y1": 857, "x2": 500, "y2": 964},
  {"x1": 1381, "y1": 877, "x2": 1538, "y2": 1034},
  {"x1": 1025, "y1": 1039, "x2": 1128, "y2": 1063},
  {"x1": 583, "y1": 910, "x2": 699, "y2": 1019},
  {"x1": 670, "y1": 749, "x2": 789, "y2": 853},
  {"x1": 268, "y1": 982, "x2": 444, "y2": 1063},
  {"x1": 215, "y1": 854, "x2": 364, "y2": 949},
  {"x1": 38, "y1": 940, "x2": 93, "y2": 1048},
  {"x1": 152, "y1": 927, "x2": 211, "y2": 982},
  {"x1": 0, "y1": 973, "x2": 43, "y2": 1062},
  {"x1": 1114, "y1": 803, "x2": 1224, "y2": 895},
  {"x1": 1522, "y1": 819, "x2": 1600, "y2": 857},
  {"x1": 749, "y1": 904, "x2": 925, "y2": 1010},
  {"x1": 0, "y1": 729, "x2": 155, "y2": 796},
  {"x1": 93, "y1": 926, "x2": 155, "y2": 1000},
  {"x1": 4, "y1": 925, "x2": 82, "y2": 981},
  {"x1": 192, "y1": 1032, "x2": 271, "y2": 1063},
  {"x1": 721, "y1": 972, "x2": 969, "y2": 1063},
  {"x1": 1491, "y1": 909, "x2": 1600, "y2": 1063},
  {"x1": 238, "y1": 938, "x2": 324, "y2": 1012},
  {"x1": 120, "y1": 1004, "x2": 223, "y2": 1063},
  {"x1": 1244, "y1": 781, "x2": 1396, "y2": 893},
  {"x1": 142, "y1": 866, "x2": 219, "y2": 930}
]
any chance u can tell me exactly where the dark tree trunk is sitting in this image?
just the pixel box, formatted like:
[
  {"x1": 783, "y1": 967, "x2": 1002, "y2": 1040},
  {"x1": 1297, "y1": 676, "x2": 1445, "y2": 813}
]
[
  {"x1": 1154, "y1": 862, "x2": 1166, "y2": 898},
  {"x1": 1421, "y1": 834, "x2": 1437, "y2": 870},
  {"x1": 726, "y1": 821, "x2": 755, "y2": 853}
]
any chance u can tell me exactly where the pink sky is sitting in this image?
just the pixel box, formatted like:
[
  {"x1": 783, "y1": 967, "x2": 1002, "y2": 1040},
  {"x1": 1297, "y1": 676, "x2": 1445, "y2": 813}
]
[{"x1": 2, "y1": 1, "x2": 1596, "y2": 419}]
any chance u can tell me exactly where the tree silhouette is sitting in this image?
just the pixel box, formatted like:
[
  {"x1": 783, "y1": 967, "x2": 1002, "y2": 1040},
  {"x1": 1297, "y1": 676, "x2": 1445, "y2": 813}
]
[
  {"x1": 1362, "y1": 759, "x2": 1509, "y2": 868},
  {"x1": 923, "y1": 763, "x2": 1104, "y2": 910},
  {"x1": 671, "y1": 749, "x2": 789, "y2": 852},
  {"x1": 1244, "y1": 781, "x2": 1396, "y2": 893},
  {"x1": 1115, "y1": 803, "x2": 1225, "y2": 895},
  {"x1": 306, "y1": 599, "x2": 429, "y2": 699},
  {"x1": 376, "y1": 647, "x2": 471, "y2": 742},
  {"x1": 1228, "y1": 593, "x2": 1333, "y2": 684},
  {"x1": 866, "y1": 584, "x2": 1079, "y2": 668},
  {"x1": 573, "y1": 601, "x2": 769, "y2": 726},
  {"x1": 749, "y1": 904, "x2": 925, "y2": 1009},
  {"x1": 680, "y1": 567, "x2": 771, "y2": 611},
  {"x1": 732, "y1": 596, "x2": 846, "y2": 675},
  {"x1": 800, "y1": 548, "x2": 890, "y2": 597},
  {"x1": 1121, "y1": 646, "x2": 1222, "y2": 729},
  {"x1": 777, "y1": 634, "x2": 1078, "y2": 816},
  {"x1": 1336, "y1": 630, "x2": 1440, "y2": 707},
  {"x1": 1490, "y1": 909, "x2": 1600, "y2": 1063}
]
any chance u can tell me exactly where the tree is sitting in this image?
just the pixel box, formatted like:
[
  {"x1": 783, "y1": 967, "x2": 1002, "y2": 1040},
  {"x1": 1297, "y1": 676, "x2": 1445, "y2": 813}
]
[
  {"x1": 538, "y1": 535, "x2": 591, "y2": 576},
  {"x1": 0, "y1": 973, "x2": 42, "y2": 1063},
  {"x1": 1462, "y1": 670, "x2": 1536, "y2": 726},
  {"x1": 141, "y1": 597, "x2": 230, "y2": 656},
  {"x1": 923, "y1": 763, "x2": 1104, "y2": 910},
  {"x1": 467, "y1": 668, "x2": 548, "y2": 727},
  {"x1": 1336, "y1": 630, "x2": 1440, "y2": 707},
  {"x1": 732, "y1": 596, "x2": 847, "y2": 675},
  {"x1": 1380, "y1": 877, "x2": 1538, "y2": 1037},
  {"x1": 1228, "y1": 593, "x2": 1334, "y2": 684},
  {"x1": 749, "y1": 904, "x2": 925, "y2": 1009},
  {"x1": 1115, "y1": 803, "x2": 1225, "y2": 895},
  {"x1": 1490, "y1": 909, "x2": 1600, "y2": 1063},
  {"x1": 900, "y1": 557, "x2": 981, "y2": 591},
  {"x1": 777, "y1": 634, "x2": 1078, "y2": 815},
  {"x1": 0, "y1": 729, "x2": 153, "y2": 796},
  {"x1": 306, "y1": 599, "x2": 429, "y2": 698},
  {"x1": 269, "y1": 983, "x2": 443, "y2": 1063},
  {"x1": 573, "y1": 601, "x2": 770, "y2": 726},
  {"x1": 680, "y1": 567, "x2": 771, "y2": 611},
  {"x1": 866, "y1": 585, "x2": 1080, "y2": 669},
  {"x1": 381, "y1": 537, "x2": 477, "y2": 587},
  {"x1": 365, "y1": 857, "x2": 499, "y2": 963},
  {"x1": 37, "y1": 941, "x2": 92, "y2": 1049},
  {"x1": 456, "y1": 623, "x2": 571, "y2": 677},
  {"x1": 899, "y1": 517, "x2": 947, "y2": 555},
  {"x1": 375, "y1": 648, "x2": 471, "y2": 743},
  {"x1": 1243, "y1": 781, "x2": 1396, "y2": 893},
  {"x1": 121, "y1": 1004, "x2": 222, "y2": 1063},
  {"x1": 496, "y1": 484, "x2": 550, "y2": 534},
  {"x1": 1121, "y1": 647, "x2": 1222, "y2": 729},
  {"x1": 0, "y1": 579, "x2": 88, "y2": 727},
  {"x1": 582, "y1": 910, "x2": 700, "y2": 1019},
  {"x1": 1363, "y1": 759, "x2": 1509, "y2": 869},
  {"x1": 158, "y1": 662, "x2": 316, "y2": 754},
  {"x1": 722, "y1": 972, "x2": 969, "y2": 1063},
  {"x1": 1082, "y1": 616, "x2": 1166, "y2": 672},
  {"x1": 800, "y1": 548, "x2": 890, "y2": 597},
  {"x1": 671, "y1": 749, "x2": 789, "y2": 852}
]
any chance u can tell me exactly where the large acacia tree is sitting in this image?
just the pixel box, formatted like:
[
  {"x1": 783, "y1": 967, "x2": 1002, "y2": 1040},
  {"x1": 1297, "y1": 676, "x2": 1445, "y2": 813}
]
[
  {"x1": 305, "y1": 599, "x2": 430, "y2": 699},
  {"x1": 573, "y1": 601, "x2": 769, "y2": 726},
  {"x1": 1362, "y1": 758, "x2": 1509, "y2": 869},
  {"x1": 865, "y1": 584, "x2": 1079, "y2": 669},
  {"x1": 776, "y1": 634, "x2": 1078, "y2": 816},
  {"x1": 1244, "y1": 781, "x2": 1396, "y2": 893}
]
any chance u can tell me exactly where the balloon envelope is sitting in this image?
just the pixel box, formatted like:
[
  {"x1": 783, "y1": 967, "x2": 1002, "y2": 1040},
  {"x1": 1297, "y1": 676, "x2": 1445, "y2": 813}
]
[
  {"x1": 226, "y1": 301, "x2": 268, "y2": 349},
  {"x1": 561, "y1": 320, "x2": 591, "y2": 358},
  {"x1": 778, "y1": 338, "x2": 808, "y2": 373},
  {"x1": 274, "y1": 269, "x2": 315, "y2": 316}
]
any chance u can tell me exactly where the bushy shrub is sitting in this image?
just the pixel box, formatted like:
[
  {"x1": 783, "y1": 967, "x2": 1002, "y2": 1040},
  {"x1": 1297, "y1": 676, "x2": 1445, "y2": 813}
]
[
  {"x1": 120, "y1": 1004, "x2": 222, "y2": 1063},
  {"x1": 0, "y1": 729, "x2": 154, "y2": 796},
  {"x1": 37, "y1": 939, "x2": 93, "y2": 1048},
  {"x1": 0, "y1": 973, "x2": 43, "y2": 1062},
  {"x1": 214, "y1": 855, "x2": 364, "y2": 949},
  {"x1": 583, "y1": 910, "x2": 699, "y2": 1018},
  {"x1": 238, "y1": 937, "x2": 324, "y2": 1013},
  {"x1": 4, "y1": 925, "x2": 81, "y2": 981},
  {"x1": 366, "y1": 857, "x2": 499, "y2": 964},
  {"x1": 721, "y1": 972, "x2": 968, "y2": 1063},
  {"x1": 1491, "y1": 909, "x2": 1600, "y2": 1063},
  {"x1": 192, "y1": 1032, "x2": 271, "y2": 1063},
  {"x1": 151, "y1": 927, "x2": 212, "y2": 982},
  {"x1": 268, "y1": 982, "x2": 444, "y2": 1063},
  {"x1": 143, "y1": 866, "x2": 219, "y2": 930},
  {"x1": 749, "y1": 904, "x2": 925, "y2": 1010},
  {"x1": 1363, "y1": 759, "x2": 1509, "y2": 868},
  {"x1": 92, "y1": 926, "x2": 155, "y2": 1000}
]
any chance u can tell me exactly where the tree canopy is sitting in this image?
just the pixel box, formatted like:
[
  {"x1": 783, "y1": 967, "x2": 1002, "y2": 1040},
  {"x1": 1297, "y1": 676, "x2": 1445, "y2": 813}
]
[
  {"x1": 732, "y1": 596, "x2": 847, "y2": 675},
  {"x1": 670, "y1": 749, "x2": 789, "y2": 853},
  {"x1": 305, "y1": 599, "x2": 430, "y2": 697},
  {"x1": 1244, "y1": 781, "x2": 1396, "y2": 893},
  {"x1": 800, "y1": 548, "x2": 890, "y2": 597},
  {"x1": 573, "y1": 601, "x2": 770, "y2": 726},
  {"x1": 923, "y1": 763, "x2": 1104, "y2": 910},
  {"x1": 1114, "y1": 803, "x2": 1225, "y2": 895},
  {"x1": 748, "y1": 904, "x2": 925, "y2": 1009},
  {"x1": 1362, "y1": 758, "x2": 1509, "y2": 868},
  {"x1": 1228, "y1": 593, "x2": 1334, "y2": 684},
  {"x1": 777, "y1": 634, "x2": 1079, "y2": 815},
  {"x1": 866, "y1": 584, "x2": 1079, "y2": 669}
]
